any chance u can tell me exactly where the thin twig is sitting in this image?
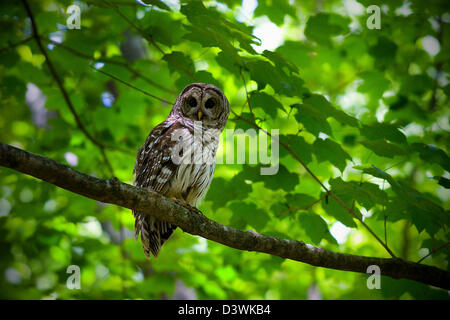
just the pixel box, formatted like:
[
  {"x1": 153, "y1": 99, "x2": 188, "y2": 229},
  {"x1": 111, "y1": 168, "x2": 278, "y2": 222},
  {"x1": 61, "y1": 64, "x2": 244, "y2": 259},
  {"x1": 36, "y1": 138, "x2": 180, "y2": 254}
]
[
  {"x1": 0, "y1": 36, "x2": 34, "y2": 55},
  {"x1": 44, "y1": 38, "x2": 176, "y2": 95},
  {"x1": 278, "y1": 193, "x2": 328, "y2": 216},
  {"x1": 417, "y1": 241, "x2": 450, "y2": 264},
  {"x1": 239, "y1": 67, "x2": 256, "y2": 122},
  {"x1": 21, "y1": 0, "x2": 115, "y2": 176},
  {"x1": 382, "y1": 179, "x2": 387, "y2": 247},
  {"x1": 91, "y1": 66, "x2": 174, "y2": 105}
]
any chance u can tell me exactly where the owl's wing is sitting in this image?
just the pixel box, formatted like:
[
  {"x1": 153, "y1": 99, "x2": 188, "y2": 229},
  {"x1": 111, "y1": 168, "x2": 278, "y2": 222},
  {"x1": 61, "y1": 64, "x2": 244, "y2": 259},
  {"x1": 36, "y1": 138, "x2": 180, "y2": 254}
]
[
  {"x1": 134, "y1": 120, "x2": 179, "y2": 192},
  {"x1": 133, "y1": 119, "x2": 182, "y2": 258}
]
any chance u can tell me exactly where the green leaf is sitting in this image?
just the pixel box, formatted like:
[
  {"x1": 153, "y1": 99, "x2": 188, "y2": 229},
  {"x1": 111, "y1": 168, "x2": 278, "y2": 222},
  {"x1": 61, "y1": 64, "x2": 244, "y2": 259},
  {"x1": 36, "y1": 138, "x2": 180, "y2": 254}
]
[
  {"x1": 216, "y1": 50, "x2": 242, "y2": 76},
  {"x1": 254, "y1": 0, "x2": 297, "y2": 25},
  {"x1": 229, "y1": 202, "x2": 270, "y2": 231},
  {"x1": 206, "y1": 176, "x2": 252, "y2": 210},
  {"x1": 270, "y1": 202, "x2": 289, "y2": 219},
  {"x1": 249, "y1": 91, "x2": 284, "y2": 119},
  {"x1": 303, "y1": 94, "x2": 359, "y2": 128},
  {"x1": 321, "y1": 192, "x2": 358, "y2": 228},
  {"x1": 280, "y1": 134, "x2": 314, "y2": 164},
  {"x1": 141, "y1": 10, "x2": 183, "y2": 44},
  {"x1": 360, "y1": 139, "x2": 406, "y2": 158},
  {"x1": 181, "y1": 0, "x2": 258, "y2": 55},
  {"x1": 195, "y1": 70, "x2": 223, "y2": 88},
  {"x1": 0, "y1": 76, "x2": 26, "y2": 98},
  {"x1": 293, "y1": 103, "x2": 332, "y2": 137},
  {"x1": 305, "y1": 13, "x2": 351, "y2": 46},
  {"x1": 275, "y1": 41, "x2": 310, "y2": 70},
  {"x1": 329, "y1": 178, "x2": 388, "y2": 210},
  {"x1": 221, "y1": 20, "x2": 259, "y2": 55},
  {"x1": 245, "y1": 59, "x2": 303, "y2": 97},
  {"x1": 230, "y1": 112, "x2": 256, "y2": 131},
  {"x1": 400, "y1": 74, "x2": 434, "y2": 96},
  {"x1": 236, "y1": 164, "x2": 299, "y2": 192},
  {"x1": 357, "y1": 71, "x2": 390, "y2": 102},
  {"x1": 313, "y1": 138, "x2": 351, "y2": 172},
  {"x1": 357, "y1": 182, "x2": 389, "y2": 209},
  {"x1": 368, "y1": 37, "x2": 397, "y2": 68},
  {"x1": 180, "y1": 0, "x2": 216, "y2": 22},
  {"x1": 381, "y1": 198, "x2": 410, "y2": 222},
  {"x1": 184, "y1": 25, "x2": 235, "y2": 54},
  {"x1": 245, "y1": 60, "x2": 279, "y2": 90},
  {"x1": 298, "y1": 210, "x2": 333, "y2": 245},
  {"x1": 262, "y1": 50, "x2": 299, "y2": 74},
  {"x1": 162, "y1": 51, "x2": 195, "y2": 76},
  {"x1": 360, "y1": 123, "x2": 407, "y2": 144},
  {"x1": 285, "y1": 193, "x2": 317, "y2": 209},
  {"x1": 353, "y1": 164, "x2": 405, "y2": 195},
  {"x1": 410, "y1": 143, "x2": 450, "y2": 171}
]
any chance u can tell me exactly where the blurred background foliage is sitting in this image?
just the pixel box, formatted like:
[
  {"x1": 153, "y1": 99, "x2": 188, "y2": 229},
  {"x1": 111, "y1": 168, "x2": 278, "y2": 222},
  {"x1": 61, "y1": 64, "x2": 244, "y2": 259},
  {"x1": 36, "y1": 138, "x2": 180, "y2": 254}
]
[{"x1": 0, "y1": 0, "x2": 449, "y2": 299}]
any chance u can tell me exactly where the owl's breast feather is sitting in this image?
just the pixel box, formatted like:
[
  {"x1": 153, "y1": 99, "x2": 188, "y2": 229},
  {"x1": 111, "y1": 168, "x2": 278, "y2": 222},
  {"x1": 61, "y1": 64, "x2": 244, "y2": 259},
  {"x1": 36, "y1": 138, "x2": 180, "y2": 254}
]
[{"x1": 168, "y1": 126, "x2": 219, "y2": 206}]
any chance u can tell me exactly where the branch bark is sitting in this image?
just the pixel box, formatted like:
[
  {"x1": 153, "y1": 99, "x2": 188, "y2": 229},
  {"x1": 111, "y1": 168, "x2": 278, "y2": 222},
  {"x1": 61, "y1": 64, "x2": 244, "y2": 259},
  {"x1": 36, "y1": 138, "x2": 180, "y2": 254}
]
[{"x1": 1, "y1": 142, "x2": 449, "y2": 290}]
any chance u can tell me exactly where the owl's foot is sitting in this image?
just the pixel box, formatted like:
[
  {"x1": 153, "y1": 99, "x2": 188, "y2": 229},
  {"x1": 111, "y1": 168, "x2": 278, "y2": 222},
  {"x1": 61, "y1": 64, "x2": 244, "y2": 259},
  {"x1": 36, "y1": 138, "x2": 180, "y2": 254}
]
[{"x1": 172, "y1": 198, "x2": 203, "y2": 216}]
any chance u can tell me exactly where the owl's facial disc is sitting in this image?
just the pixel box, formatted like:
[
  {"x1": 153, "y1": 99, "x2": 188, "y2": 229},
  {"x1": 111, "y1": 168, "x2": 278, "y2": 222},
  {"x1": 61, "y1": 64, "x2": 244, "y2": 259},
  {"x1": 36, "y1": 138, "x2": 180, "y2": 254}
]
[
  {"x1": 182, "y1": 88, "x2": 221, "y2": 123},
  {"x1": 176, "y1": 83, "x2": 229, "y2": 130}
]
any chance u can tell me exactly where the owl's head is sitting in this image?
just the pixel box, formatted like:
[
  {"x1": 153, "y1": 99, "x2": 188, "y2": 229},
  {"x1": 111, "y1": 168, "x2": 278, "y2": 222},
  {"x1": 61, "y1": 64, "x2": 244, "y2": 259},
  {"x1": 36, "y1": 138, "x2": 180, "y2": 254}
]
[{"x1": 170, "y1": 83, "x2": 230, "y2": 130}]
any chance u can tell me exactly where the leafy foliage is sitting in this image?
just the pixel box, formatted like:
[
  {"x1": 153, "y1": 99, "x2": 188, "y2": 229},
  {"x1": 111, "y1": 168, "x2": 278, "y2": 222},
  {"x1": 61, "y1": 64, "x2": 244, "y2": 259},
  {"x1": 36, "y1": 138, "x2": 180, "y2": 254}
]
[{"x1": 0, "y1": 0, "x2": 449, "y2": 300}]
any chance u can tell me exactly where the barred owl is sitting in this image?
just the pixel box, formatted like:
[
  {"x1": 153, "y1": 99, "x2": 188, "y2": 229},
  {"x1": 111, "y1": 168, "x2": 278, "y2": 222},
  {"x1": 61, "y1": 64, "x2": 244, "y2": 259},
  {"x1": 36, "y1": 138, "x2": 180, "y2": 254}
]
[{"x1": 133, "y1": 83, "x2": 230, "y2": 258}]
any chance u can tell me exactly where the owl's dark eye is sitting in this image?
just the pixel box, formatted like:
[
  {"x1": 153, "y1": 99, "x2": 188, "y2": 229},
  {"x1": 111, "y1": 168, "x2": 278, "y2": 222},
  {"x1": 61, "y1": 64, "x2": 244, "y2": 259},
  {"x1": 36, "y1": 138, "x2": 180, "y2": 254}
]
[
  {"x1": 187, "y1": 97, "x2": 197, "y2": 108},
  {"x1": 205, "y1": 98, "x2": 215, "y2": 109}
]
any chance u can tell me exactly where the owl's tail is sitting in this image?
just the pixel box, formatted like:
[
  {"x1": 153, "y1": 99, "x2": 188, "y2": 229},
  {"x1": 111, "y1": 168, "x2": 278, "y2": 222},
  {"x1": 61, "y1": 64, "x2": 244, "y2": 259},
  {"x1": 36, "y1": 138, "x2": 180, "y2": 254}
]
[{"x1": 133, "y1": 211, "x2": 176, "y2": 258}]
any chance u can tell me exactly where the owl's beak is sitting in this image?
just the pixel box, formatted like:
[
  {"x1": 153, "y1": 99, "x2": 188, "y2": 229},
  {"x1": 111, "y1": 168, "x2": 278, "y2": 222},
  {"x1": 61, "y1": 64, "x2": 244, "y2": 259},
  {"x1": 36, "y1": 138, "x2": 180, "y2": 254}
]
[{"x1": 197, "y1": 111, "x2": 203, "y2": 120}]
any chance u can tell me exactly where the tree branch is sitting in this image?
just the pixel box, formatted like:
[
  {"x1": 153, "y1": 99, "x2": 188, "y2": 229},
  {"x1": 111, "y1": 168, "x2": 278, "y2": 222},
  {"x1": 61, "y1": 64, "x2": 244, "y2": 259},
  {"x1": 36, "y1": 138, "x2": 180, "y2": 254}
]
[{"x1": 0, "y1": 142, "x2": 448, "y2": 290}]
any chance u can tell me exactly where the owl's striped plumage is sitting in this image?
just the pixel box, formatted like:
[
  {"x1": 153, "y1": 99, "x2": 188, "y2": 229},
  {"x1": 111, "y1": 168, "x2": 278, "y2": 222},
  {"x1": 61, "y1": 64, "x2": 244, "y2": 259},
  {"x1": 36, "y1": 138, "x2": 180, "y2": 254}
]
[{"x1": 133, "y1": 83, "x2": 230, "y2": 258}]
